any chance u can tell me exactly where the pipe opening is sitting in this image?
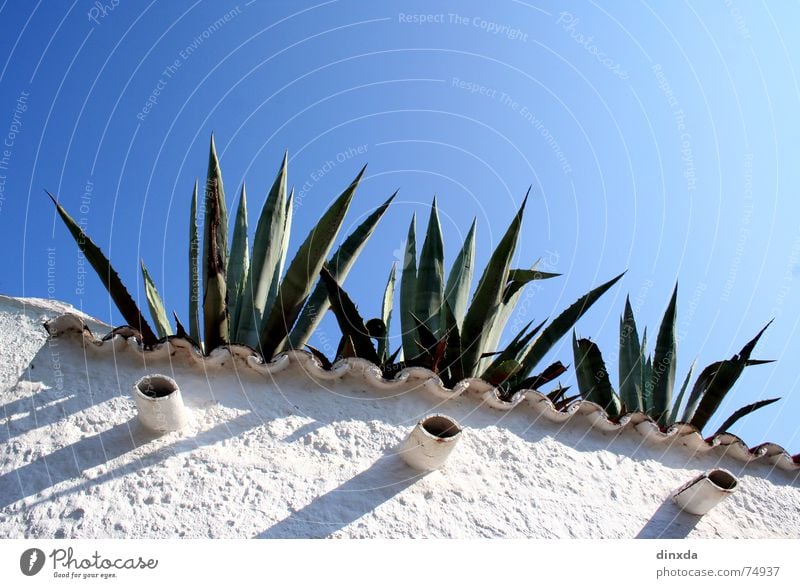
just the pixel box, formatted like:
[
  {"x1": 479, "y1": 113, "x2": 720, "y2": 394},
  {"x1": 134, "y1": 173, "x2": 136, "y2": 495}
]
[
  {"x1": 421, "y1": 415, "x2": 461, "y2": 439},
  {"x1": 136, "y1": 375, "x2": 178, "y2": 399},
  {"x1": 707, "y1": 469, "x2": 738, "y2": 490}
]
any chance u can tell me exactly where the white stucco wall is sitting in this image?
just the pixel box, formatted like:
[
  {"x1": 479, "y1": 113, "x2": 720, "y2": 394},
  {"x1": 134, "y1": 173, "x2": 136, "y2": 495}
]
[{"x1": 1, "y1": 295, "x2": 798, "y2": 539}]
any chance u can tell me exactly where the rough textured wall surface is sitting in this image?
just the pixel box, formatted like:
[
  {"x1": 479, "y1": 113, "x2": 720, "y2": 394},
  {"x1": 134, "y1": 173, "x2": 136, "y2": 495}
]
[{"x1": 0, "y1": 296, "x2": 798, "y2": 539}]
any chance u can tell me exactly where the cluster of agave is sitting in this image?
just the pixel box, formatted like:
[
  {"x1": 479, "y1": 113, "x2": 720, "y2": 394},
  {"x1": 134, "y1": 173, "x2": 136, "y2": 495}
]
[
  {"x1": 48, "y1": 136, "x2": 780, "y2": 436},
  {"x1": 572, "y1": 288, "x2": 779, "y2": 436}
]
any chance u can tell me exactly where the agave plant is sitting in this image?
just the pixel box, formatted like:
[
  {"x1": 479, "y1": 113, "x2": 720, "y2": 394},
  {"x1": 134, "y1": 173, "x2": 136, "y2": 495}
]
[
  {"x1": 49, "y1": 135, "x2": 392, "y2": 357},
  {"x1": 571, "y1": 286, "x2": 780, "y2": 436},
  {"x1": 317, "y1": 194, "x2": 624, "y2": 394}
]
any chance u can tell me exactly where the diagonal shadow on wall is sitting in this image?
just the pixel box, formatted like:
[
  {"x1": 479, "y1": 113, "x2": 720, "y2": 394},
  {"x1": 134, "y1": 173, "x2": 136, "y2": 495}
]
[{"x1": 257, "y1": 455, "x2": 425, "y2": 538}]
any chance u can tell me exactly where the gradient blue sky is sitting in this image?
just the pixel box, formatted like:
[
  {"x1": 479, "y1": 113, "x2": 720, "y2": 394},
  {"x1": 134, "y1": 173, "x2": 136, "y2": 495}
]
[{"x1": 1, "y1": 1, "x2": 798, "y2": 451}]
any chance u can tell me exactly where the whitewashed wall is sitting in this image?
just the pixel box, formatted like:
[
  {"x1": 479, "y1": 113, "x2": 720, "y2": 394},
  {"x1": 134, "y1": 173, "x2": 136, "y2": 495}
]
[{"x1": 1, "y1": 296, "x2": 798, "y2": 539}]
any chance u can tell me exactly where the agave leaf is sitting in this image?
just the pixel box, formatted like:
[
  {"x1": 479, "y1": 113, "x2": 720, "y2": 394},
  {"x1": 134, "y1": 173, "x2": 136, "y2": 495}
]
[
  {"x1": 481, "y1": 319, "x2": 545, "y2": 380},
  {"x1": 443, "y1": 218, "x2": 476, "y2": 330},
  {"x1": 713, "y1": 397, "x2": 780, "y2": 437},
  {"x1": 173, "y1": 311, "x2": 188, "y2": 339},
  {"x1": 618, "y1": 296, "x2": 643, "y2": 412},
  {"x1": 387, "y1": 346, "x2": 402, "y2": 366},
  {"x1": 318, "y1": 266, "x2": 379, "y2": 364},
  {"x1": 507, "y1": 268, "x2": 561, "y2": 282},
  {"x1": 236, "y1": 153, "x2": 288, "y2": 347},
  {"x1": 460, "y1": 193, "x2": 529, "y2": 378},
  {"x1": 336, "y1": 334, "x2": 356, "y2": 360},
  {"x1": 227, "y1": 184, "x2": 249, "y2": 336},
  {"x1": 287, "y1": 192, "x2": 395, "y2": 349},
  {"x1": 689, "y1": 322, "x2": 772, "y2": 432},
  {"x1": 667, "y1": 360, "x2": 696, "y2": 424},
  {"x1": 510, "y1": 272, "x2": 625, "y2": 390},
  {"x1": 415, "y1": 197, "x2": 445, "y2": 335},
  {"x1": 483, "y1": 359, "x2": 523, "y2": 387},
  {"x1": 437, "y1": 300, "x2": 464, "y2": 385},
  {"x1": 188, "y1": 181, "x2": 201, "y2": 343},
  {"x1": 258, "y1": 166, "x2": 364, "y2": 358},
  {"x1": 400, "y1": 214, "x2": 419, "y2": 359},
  {"x1": 305, "y1": 344, "x2": 332, "y2": 370},
  {"x1": 201, "y1": 135, "x2": 231, "y2": 351},
  {"x1": 515, "y1": 360, "x2": 568, "y2": 391},
  {"x1": 642, "y1": 349, "x2": 653, "y2": 413},
  {"x1": 547, "y1": 383, "x2": 571, "y2": 404},
  {"x1": 277, "y1": 188, "x2": 294, "y2": 289},
  {"x1": 411, "y1": 313, "x2": 438, "y2": 354},
  {"x1": 478, "y1": 259, "x2": 547, "y2": 373},
  {"x1": 680, "y1": 362, "x2": 715, "y2": 423},
  {"x1": 650, "y1": 284, "x2": 678, "y2": 426},
  {"x1": 203, "y1": 134, "x2": 229, "y2": 293},
  {"x1": 140, "y1": 260, "x2": 173, "y2": 338},
  {"x1": 572, "y1": 333, "x2": 621, "y2": 417},
  {"x1": 377, "y1": 263, "x2": 397, "y2": 363},
  {"x1": 47, "y1": 192, "x2": 158, "y2": 346}
]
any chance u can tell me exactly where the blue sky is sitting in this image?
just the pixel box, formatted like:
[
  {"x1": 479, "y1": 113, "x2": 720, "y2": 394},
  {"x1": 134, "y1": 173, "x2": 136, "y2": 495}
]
[{"x1": 1, "y1": 0, "x2": 799, "y2": 451}]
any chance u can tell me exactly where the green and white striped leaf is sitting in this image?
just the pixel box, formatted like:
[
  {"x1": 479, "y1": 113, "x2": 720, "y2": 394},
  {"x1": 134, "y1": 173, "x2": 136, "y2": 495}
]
[{"x1": 141, "y1": 260, "x2": 173, "y2": 338}]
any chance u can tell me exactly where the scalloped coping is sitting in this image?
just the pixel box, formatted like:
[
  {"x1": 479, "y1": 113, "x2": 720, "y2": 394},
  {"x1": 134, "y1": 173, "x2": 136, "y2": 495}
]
[{"x1": 42, "y1": 312, "x2": 800, "y2": 473}]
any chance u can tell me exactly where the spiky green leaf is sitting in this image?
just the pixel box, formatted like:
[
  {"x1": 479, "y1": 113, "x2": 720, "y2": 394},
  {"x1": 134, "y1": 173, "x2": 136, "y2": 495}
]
[
  {"x1": 650, "y1": 285, "x2": 678, "y2": 426},
  {"x1": 378, "y1": 263, "x2": 397, "y2": 363},
  {"x1": 141, "y1": 260, "x2": 172, "y2": 338},
  {"x1": 202, "y1": 134, "x2": 229, "y2": 294},
  {"x1": 236, "y1": 154, "x2": 289, "y2": 346},
  {"x1": 400, "y1": 214, "x2": 419, "y2": 359},
  {"x1": 415, "y1": 197, "x2": 445, "y2": 335},
  {"x1": 510, "y1": 272, "x2": 625, "y2": 390},
  {"x1": 47, "y1": 192, "x2": 158, "y2": 346},
  {"x1": 460, "y1": 193, "x2": 528, "y2": 377},
  {"x1": 188, "y1": 181, "x2": 201, "y2": 344},
  {"x1": 318, "y1": 266, "x2": 379, "y2": 364},
  {"x1": 258, "y1": 167, "x2": 363, "y2": 358},
  {"x1": 572, "y1": 333, "x2": 620, "y2": 417},
  {"x1": 443, "y1": 218, "x2": 476, "y2": 330},
  {"x1": 227, "y1": 184, "x2": 249, "y2": 336},
  {"x1": 507, "y1": 268, "x2": 561, "y2": 283},
  {"x1": 689, "y1": 322, "x2": 772, "y2": 432},
  {"x1": 287, "y1": 192, "x2": 395, "y2": 349},
  {"x1": 202, "y1": 162, "x2": 229, "y2": 352},
  {"x1": 713, "y1": 398, "x2": 780, "y2": 437},
  {"x1": 618, "y1": 296, "x2": 643, "y2": 412},
  {"x1": 667, "y1": 360, "x2": 696, "y2": 424}
]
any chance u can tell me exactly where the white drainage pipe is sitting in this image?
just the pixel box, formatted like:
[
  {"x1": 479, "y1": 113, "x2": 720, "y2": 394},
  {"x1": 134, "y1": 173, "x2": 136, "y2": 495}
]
[
  {"x1": 672, "y1": 469, "x2": 739, "y2": 516},
  {"x1": 399, "y1": 414, "x2": 462, "y2": 471},
  {"x1": 133, "y1": 374, "x2": 187, "y2": 433}
]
